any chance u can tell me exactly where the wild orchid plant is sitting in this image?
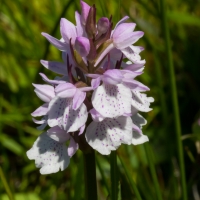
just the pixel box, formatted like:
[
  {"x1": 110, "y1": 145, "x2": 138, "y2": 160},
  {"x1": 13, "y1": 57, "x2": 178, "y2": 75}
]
[{"x1": 27, "y1": 0, "x2": 153, "y2": 178}]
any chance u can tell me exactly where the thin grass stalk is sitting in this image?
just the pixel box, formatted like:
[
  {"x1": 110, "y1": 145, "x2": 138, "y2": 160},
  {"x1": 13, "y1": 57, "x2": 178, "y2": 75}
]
[
  {"x1": 153, "y1": 48, "x2": 168, "y2": 122},
  {"x1": 0, "y1": 166, "x2": 15, "y2": 200},
  {"x1": 110, "y1": 151, "x2": 118, "y2": 200},
  {"x1": 83, "y1": 150, "x2": 97, "y2": 200},
  {"x1": 144, "y1": 143, "x2": 163, "y2": 200},
  {"x1": 159, "y1": 0, "x2": 187, "y2": 199},
  {"x1": 96, "y1": 156, "x2": 110, "y2": 195},
  {"x1": 118, "y1": 155, "x2": 142, "y2": 200}
]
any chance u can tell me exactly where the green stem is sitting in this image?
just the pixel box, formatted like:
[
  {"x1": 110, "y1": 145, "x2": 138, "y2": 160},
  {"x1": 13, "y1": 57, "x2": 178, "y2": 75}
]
[
  {"x1": 0, "y1": 166, "x2": 15, "y2": 200},
  {"x1": 160, "y1": 0, "x2": 187, "y2": 199},
  {"x1": 110, "y1": 151, "x2": 118, "y2": 200},
  {"x1": 144, "y1": 143, "x2": 163, "y2": 200},
  {"x1": 96, "y1": 156, "x2": 110, "y2": 194},
  {"x1": 83, "y1": 150, "x2": 97, "y2": 200},
  {"x1": 118, "y1": 155, "x2": 142, "y2": 200}
]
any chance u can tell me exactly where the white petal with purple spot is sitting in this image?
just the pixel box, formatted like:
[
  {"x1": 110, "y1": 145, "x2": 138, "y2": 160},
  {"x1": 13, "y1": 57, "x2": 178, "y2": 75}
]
[
  {"x1": 26, "y1": 132, "x2": 70, "y2": 174},
  {"x1": 85, "y1": 116, "x2": 132, "y2": 155},
  {"x1": 92, "y1": 83, "x2": 132, "y2": 118},
  {"x1": 131, "y1": 91, "x2": 154, "y2": 112}
]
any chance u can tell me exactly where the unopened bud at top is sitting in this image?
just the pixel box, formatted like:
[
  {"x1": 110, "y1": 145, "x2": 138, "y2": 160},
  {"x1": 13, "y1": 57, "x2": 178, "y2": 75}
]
[
  {"x1": 74, "y1": 37, "x2": 90, "y2": 57},
  {"x1": 97, "y1": 17, "x2": 109, "y2": 34}
]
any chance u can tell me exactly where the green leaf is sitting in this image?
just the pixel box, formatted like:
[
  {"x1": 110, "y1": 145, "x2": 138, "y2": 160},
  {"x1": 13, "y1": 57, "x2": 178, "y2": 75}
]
[
  {"x1": 0, "y1": 133, "x2": 24, "y2": 156},
  {"x1": 167, "y1": 11, "x2": 200, "y2": 26},
  {"x1": 2, "y1": 193, "x2": 40, "y2": 200}
]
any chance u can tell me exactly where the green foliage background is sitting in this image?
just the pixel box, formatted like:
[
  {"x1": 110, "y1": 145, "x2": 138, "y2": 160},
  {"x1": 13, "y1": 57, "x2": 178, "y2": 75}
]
[{"x1": 0, "y1": 0, "x2": 200, "y2": 199}]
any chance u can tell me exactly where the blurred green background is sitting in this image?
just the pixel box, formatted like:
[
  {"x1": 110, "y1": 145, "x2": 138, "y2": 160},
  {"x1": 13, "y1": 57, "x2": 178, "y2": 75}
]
[{"x1": 1, "y1": 0, "x2": 200, "y2": 199}]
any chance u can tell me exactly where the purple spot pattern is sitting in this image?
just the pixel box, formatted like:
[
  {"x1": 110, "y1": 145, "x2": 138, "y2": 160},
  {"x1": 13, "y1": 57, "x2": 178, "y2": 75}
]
[
  {"x1": 27, "y1": 132, "x2": 70, "y2": 174},
  {"x1": 85, "y1": 116, "x2": 133, "y2": 155},
  {"x1": 92, "y1": 83, "x2": 132, "y2": 118},
  {"x1": 48, "y1": 96, "x2": 88, "y2": 132}
]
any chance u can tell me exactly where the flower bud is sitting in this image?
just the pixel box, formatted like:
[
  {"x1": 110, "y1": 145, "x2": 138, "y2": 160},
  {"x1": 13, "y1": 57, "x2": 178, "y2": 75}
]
[
  {"x1": 74, "y1": 36, "x2": 90, "y2": 57},
  {"x1": 97, "y1": 17, "x2": 109, "y2": 34}
]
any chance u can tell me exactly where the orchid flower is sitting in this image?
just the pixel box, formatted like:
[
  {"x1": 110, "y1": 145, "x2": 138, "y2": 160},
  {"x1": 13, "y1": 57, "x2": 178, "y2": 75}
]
[{"x1": 27, "y1": 0, "x2": 154, "y2": 174}]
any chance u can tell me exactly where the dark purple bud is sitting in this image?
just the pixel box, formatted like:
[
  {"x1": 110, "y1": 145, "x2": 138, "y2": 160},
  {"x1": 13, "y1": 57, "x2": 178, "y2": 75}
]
[
  {"x1": 97, "y1": 17, "x2": 110, "y2": 34},
  {"x1": 75, "y1": 37, "x2": 90, "y2": 57},
  {"x1": 85, "y1": 5, "x2": 97, "y2": 38}
]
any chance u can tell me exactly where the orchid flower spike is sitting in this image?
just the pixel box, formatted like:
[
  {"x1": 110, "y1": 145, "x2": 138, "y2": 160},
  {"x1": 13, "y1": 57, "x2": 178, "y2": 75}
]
[{"x1": 27, "y1": 0, "x2": 154, "y2": 174}]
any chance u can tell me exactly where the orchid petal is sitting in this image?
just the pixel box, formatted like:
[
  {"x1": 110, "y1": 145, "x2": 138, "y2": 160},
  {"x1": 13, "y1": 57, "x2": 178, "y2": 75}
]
[
  {"x1": 123, "y1": 79, "x2": 150, "y2": 91},
  {"x1": 91, "y1": 77, "x2": 102, "y2": 89},
  {"x1": 68, "y1": 137, "x2": 79, "y2": 157},
  {"x1": 102, "y1": 69, "x2": 123, "y2": 85},
  {"x1": 80, "y1": 0, "x2": 90, "y2": 25},
  {"x1": 32, "y1": 117, "x2": 46, "y2": 124},
  {"x1": 75, "y1": 11, "x2": 84, "y2": 37},
  {"x1": 72, "y1": 89, "x2": 86, "y2": 110},
  {"x1": 111, "y1": 16, "x2": 129, "y2": 37},
  {"x1": 85, "y1": 116, "x2": 132, "y2": 155},
  {"x1": 113, "y1": 23, "x2": 136, "y2": 38},
  {"x1": 132, "y1": 113, "x2": 147, "y2": 128},
  {"x1": 40, "y1": 60, "x2": 68, "y2": 75},
  {"x1": 33, "y1": 84, "x2": 55, "y2": 102},
  {"x1": 92, "y1": 83, "x2": 132, "y2": 118},
  {"x1": 78, "y1": 124, "x2": 85, "y2": 135},
  {"x1": 48, "y1": 97, "x2": 88, "y2": 132},
  {"x1": 39, "y1": 73, "x2": 66, "y2": 85},
  {"x1": 131, "y1": 91, "x2": 154, "y2": 112},
  {"x1": 74, "y1": 36, "x2": 90, "y2": 57},
  {"x1": 89, "y1": 108, "x2": 105, "y2": 122},
  {"x1": 60, "y1": 18, "x2": 77, "y2": 44},
  {"x1": 47, "y1": 126, "x2": 70, "y2": 143},
  {"x1": 31, "y1": 103, "x2": 49, "y2": 117},
  {"x1": 121, "y1": 46, "x2": 146, "y2": 64},
  {"x1": 55, "y1": 83, "x2": 76, "y2": 98},
  {"x1": 132, "y1": 131, "x2": 149, "y2": 145},
  {"x1": 41, "y1": 32, "x2": 67, "y2": 51},
  {"x1": 114, "y1": 31, "x2": 144, "y2": 49},
  {"x1": 27, "y1": 132, "x2": 70, "y2": 174}
]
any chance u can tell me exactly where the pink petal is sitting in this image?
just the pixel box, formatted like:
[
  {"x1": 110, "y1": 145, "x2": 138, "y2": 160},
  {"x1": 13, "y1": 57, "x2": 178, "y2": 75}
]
[
  {"x1": 39, "y1": 73, "x2": 66, "y2": 85},
  {"x1": 78, "y1": 124, "x2": 85, "y2": 135},
  {"x1": 72, "y1": 89, "x2": 86, "y2": 110},
  {"x1": 40, "y1": 60, "x2": 68, "y2": 75},
  {"x1": 41, "y1": 32, "x2": 67, "y2": 51},
  {"x1": 91, "y1": 77, "x2": 102, "y2": 89},
  {"x1": 33, "y1": 84, "x2": 55, "y2": 102},
  {"x1": 112, "y1": 23, "x2": 136, "y2": 38},
  {"x1": 60, "y1": 18, "x2": 77, "y2": 44},
  {"x1": 68, "y1": 137, "x2": 79, "y2": 157},
  {"x1": 74, "y1": 36, "x2": 90, "y2": 57},
  {"x1": 102, "y1": 69, "x2": 123, "y2": 85},
  {"x1": 55, "y1": 83, "x2": 76, "y2": 98},
  {"x1": 75, "y1": 11, "x2": 84, "y2": 36},
  {"x1": 123, "y1": 79, "x2": 150, "y2": 91},
  {"x1": 114, "y1": 31, "x2": 144, "y2": 49},
  {"x1": 89, "y1": 108, "x2": 105, "y2": 122},
  {"x1": 31, "y1": 103, "x2": 49, "y2": 117},
  {"x1": 80, "y1": 0, "x2": 91, "y2": 25},
  {"x1": 47, "y1": 126, "x2": 70, "y2": 143}
]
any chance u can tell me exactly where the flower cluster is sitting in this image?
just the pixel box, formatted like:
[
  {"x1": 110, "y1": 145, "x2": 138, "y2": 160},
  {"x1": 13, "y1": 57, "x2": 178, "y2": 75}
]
[{"x1": 27, "y1": 0, "x2": 154, "y2": 174}]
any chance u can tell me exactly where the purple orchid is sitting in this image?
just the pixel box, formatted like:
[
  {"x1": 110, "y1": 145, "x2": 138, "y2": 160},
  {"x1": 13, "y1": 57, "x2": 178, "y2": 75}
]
[{"x1": 27, "y1": 0, "x2": 154, "y2": 174}]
